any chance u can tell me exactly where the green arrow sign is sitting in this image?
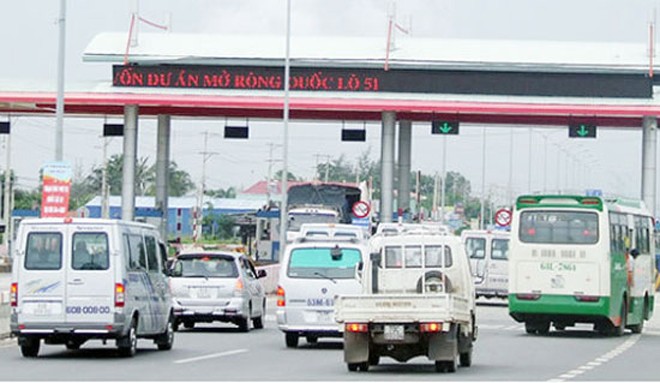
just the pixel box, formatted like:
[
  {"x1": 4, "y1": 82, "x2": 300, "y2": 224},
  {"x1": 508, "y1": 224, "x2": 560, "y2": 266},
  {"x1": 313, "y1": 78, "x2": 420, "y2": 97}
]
[
  {"x1": 569, "y1": 124, "x2": 597, "y2": 138},
  {"x1": 432, "y1": 120, "x2": 460, "y2": 135}
]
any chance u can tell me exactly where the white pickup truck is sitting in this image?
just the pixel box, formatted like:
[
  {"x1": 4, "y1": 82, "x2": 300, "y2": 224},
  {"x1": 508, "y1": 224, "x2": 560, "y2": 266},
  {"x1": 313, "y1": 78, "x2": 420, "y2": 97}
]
[{"x1": 335, "y1": 228, "x2": 477, "y2": 372}]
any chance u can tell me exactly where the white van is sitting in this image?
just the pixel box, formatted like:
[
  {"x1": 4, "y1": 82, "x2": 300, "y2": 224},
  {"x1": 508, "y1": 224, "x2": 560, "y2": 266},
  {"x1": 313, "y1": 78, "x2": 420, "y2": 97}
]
[
  {"x1": 276, "y1": 237, "x2": 369, "y2": 347},
  {"x1": 9, "y1": 218, "x2": 174, "y2": 358},
  {"x1": 461, "y1": 230, "x2": 510, "y2": 299}
]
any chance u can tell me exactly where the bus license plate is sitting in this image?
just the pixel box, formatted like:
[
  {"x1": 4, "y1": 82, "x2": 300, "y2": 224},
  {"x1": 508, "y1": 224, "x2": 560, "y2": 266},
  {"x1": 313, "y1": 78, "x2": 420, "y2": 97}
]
[{"x1": 384, "y1": 325, "x2": 404, "y2": 340}]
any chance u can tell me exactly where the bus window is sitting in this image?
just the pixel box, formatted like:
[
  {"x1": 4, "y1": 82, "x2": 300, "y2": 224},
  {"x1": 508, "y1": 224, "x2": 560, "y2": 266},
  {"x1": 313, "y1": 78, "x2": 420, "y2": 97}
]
[{"x1": 519, "y1": 211, "x2": 599, "y2": 244}]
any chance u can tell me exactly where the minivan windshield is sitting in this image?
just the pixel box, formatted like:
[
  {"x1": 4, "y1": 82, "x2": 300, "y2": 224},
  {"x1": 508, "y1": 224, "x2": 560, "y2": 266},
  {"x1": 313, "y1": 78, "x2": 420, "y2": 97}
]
[
  {"x1": 287, "y1": 247, "x2": 362, "y2": 279},
  {"x1": 172, "y1": 255, "x2": 238, "y2": 278}
]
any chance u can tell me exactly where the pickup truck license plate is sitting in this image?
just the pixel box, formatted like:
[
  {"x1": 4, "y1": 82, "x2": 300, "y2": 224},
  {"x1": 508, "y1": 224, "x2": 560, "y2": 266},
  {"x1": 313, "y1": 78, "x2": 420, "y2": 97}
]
[{"x1": 384, "y1": 325, "x2": 404, "y2": 340}]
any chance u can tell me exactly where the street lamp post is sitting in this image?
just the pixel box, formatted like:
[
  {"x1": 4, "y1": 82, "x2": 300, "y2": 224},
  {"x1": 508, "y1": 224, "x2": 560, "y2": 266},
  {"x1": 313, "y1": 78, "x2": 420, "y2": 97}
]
[{"x1": 278, "y1": 0, "x2": 292, "y2": 262}]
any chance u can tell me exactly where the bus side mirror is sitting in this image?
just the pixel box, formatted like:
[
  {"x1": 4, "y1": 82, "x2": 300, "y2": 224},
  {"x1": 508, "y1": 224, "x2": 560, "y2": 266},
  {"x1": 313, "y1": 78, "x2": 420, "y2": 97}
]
[{"x1": 630, "y1": 248, "x2": 640, "y2": 258}]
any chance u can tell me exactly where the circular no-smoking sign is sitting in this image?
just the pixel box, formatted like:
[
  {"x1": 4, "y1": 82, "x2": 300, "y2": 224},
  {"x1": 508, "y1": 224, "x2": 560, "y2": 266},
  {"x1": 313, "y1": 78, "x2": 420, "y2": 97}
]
[
  {"x1": 352, "y1": 201, "x2": 371, "y2": 218},
  {"x1": 494, "y1": 208, "x2": 512, "y2": 227}
]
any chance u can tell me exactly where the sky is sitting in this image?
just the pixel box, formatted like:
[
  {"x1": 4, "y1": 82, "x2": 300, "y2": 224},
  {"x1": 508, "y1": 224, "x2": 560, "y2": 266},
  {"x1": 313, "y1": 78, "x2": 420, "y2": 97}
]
[{"x1": 1, "y1": 0, "x2": 660, "y2": 209}]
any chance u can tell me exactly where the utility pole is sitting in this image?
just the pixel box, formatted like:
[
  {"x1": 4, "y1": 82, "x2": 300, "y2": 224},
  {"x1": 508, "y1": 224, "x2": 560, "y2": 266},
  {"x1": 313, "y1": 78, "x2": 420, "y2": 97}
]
[
  {"x1": 480, "y1": 127, "x2": 487, "y2": 230},
  {"x1": 196, "y1": 131, "x2": 218, "y2": 243},
  {"x1": 3, "y1": 134, "x2": 11, "y2": 246},
  {"x1": 266, "y1": 143, "x2": 281, "y2": 205},
  {"x1": 432, "y1": 172, "x2": 439, "y2": 220},
  {"x1": 55, "y1": 0, "x2": 66, "y2": 161},
  {"x1": 101, "y1": 137, "x2": 110, "y2": 218},
  {"x1": 441, "y1": 135, "x2": 447, "y2": 223}
]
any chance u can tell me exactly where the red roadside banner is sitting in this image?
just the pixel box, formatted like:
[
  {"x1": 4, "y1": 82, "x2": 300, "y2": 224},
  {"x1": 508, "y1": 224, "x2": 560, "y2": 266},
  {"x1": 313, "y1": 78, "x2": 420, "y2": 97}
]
[{"x1": 40, "y1": 161, "x2": 72, "y2": 218}]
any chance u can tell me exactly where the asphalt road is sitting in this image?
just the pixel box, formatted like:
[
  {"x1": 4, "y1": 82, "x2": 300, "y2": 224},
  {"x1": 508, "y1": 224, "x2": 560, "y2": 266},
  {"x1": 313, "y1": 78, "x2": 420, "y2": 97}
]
[{"x1": 1, "y1": 297, "x2": 659, "y2": 381}]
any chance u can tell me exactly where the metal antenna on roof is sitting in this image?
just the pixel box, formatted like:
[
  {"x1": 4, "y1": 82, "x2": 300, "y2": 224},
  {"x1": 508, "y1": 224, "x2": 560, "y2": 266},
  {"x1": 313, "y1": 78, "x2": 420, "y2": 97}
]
[
  {"x1": 649, "y1": 9, "x2": 656, "y2": 78},
  {"x1": 384, "y1": 1, "x2": 409, "y2": 71}
]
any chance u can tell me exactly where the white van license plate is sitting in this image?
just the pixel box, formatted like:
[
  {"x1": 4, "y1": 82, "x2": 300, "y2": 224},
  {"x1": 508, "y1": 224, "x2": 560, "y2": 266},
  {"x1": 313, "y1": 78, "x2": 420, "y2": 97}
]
[{"x1": 384, "y1": 325, "x2": 404, "y2": 340}]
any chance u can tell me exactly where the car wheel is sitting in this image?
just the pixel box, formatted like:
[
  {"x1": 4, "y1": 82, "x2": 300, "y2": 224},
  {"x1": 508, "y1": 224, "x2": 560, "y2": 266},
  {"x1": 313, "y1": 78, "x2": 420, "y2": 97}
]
[
  {"x1": 435, "y1": 358, "x2": 457, "y2": 373},
  {"x1": 285, "y1": 332, "x2": 299, "y2": 348},
  {"x1": 118, "y1": 319, "x2": 138, "y2": 357},
  {"x1": 537, "y1": 321, "x2": 550, "y2": 335},
  {"x1": 614, "y1": 300, "x2": 627, "y2": 337},
  {"x1": 459, "y1": 349, "x2": 472, "y2": 367},
  {"x1": 524, "y1": 322, "x2": 537, "y2": 334},
  {"x1": 305, "y1": 335, "x2": 318, "y2": 344},
  {"x1": 183, "y1": 321, "x2": 195, "y2": 329},
  {"x1": 65, "y1": 340, "x2": 82, "y2": 351},
  {"x1": 20, "y1": 337, "x2": 40, "y2": 358},
  {"x1": 237, "y1": 317, "x2": 250, "y2": 332},
  {"x1": 368, "y1": 352, "x2": 380, "y2": 366},
  {"x1": 156, "y1": 315, "x2": 175, "y2": 351},
  {"x1": 253, "y1": 299, "x2": 266, "y2": 329}
]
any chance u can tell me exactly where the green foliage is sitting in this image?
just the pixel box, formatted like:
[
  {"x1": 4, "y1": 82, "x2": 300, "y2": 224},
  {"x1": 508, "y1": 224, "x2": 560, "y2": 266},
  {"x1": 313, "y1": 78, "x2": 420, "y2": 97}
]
[
  {"x1": 202, "y1": 211, "x2": 237, "y2": 240},
  {"x1": 273, "y1": 169, "x2": 300, "y2": 182},
  {"x1": 205, "y1": 187, "x2": 236, "y2": 198},
  {"x1": 86, "y1": 155, "x2": 195, "y2": 198}
]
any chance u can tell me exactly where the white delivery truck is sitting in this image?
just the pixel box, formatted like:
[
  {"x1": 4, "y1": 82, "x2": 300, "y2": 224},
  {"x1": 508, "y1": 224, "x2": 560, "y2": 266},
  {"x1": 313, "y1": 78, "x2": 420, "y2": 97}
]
[
  {"x1": 335, "y1": 229, "x2": 477, "y2": 372},
  {"x1": 9, "y1": 218, "x2": 174, "y2": 357}
]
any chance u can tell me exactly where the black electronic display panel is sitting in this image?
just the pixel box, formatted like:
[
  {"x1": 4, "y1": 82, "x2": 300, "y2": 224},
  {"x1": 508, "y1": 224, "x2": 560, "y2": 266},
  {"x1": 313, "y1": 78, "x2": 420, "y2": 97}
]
[
  {"x1": 113, "y1": 64, "x2": 651, "y2": 98},
  {"x1": 224, "y1": 126, "x2": 249, "y2": 139},
  {"x1": 341, "y1": 129, "x2": 366, "y2": 142}
]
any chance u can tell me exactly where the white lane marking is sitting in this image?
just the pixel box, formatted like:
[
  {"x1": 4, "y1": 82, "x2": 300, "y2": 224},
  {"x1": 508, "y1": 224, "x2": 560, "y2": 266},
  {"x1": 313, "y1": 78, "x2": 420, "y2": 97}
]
[
  {"x1": 547, "y1": 334, "x2": 641, "y2": 382},
  {"x1": 265, "y1": 314, "x2": 276, "y2": 322},
  {"x1": 174, "y1": 349, "x2": 248, "y2": 364}
]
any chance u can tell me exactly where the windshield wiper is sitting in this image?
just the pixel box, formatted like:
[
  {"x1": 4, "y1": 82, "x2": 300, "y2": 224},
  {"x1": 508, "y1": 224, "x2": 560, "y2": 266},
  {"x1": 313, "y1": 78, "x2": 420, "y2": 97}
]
[{"x1": 313, "y1": 271, "x2": 337, "y2": 284}]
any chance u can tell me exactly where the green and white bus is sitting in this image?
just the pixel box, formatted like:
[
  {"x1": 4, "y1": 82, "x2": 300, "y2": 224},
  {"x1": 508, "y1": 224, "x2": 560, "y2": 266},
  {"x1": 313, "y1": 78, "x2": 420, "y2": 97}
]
[{"x1": 509, "y1": 195, "x2": 655, "y2": 336}]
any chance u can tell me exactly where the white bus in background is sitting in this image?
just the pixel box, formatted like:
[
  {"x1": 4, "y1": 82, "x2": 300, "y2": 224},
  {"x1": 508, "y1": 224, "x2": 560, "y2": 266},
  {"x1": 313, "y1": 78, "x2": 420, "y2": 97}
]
[
  {"x1": 298, "y1": 223, "x2": 369, "y2": 241},
  {"x1": 461, "y1": 230, "x2": 510, "y2": 299},
  {"x1": 286, "y1": 206, "x2": 341, "y2": 242}
]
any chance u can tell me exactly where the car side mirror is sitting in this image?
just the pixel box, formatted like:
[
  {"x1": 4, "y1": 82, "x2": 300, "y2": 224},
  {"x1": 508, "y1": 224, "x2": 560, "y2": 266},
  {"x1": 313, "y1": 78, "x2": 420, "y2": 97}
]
[
  {"x1": 257, "y1": 269, "x2": 267, "y2": 279},
  {"x1": 630, "y1": 248, "x2": 640, "y2": 258},
  {"x1": 354, "y1": 261, "x2": 364, "y2": 280}
]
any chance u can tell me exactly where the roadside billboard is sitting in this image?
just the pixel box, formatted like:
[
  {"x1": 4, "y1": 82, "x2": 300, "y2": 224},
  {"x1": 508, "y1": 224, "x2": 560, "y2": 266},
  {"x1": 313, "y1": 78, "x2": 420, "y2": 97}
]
[{"x1": 40, "y1": 161, "x2": 72, "y2": 218}]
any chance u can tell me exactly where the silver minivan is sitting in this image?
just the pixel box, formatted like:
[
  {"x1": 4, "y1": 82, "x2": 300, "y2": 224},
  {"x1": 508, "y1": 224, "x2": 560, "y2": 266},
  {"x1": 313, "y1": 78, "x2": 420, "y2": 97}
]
[
  {"x1": 169, "y1": 251, "x2": 267, "y2": 332},
  {"x1": 10, "y1": 218, "x2": 174, "y2": 358},
  {"x1": 276, "y1": 237, "x2": 368, "y2": 347}
]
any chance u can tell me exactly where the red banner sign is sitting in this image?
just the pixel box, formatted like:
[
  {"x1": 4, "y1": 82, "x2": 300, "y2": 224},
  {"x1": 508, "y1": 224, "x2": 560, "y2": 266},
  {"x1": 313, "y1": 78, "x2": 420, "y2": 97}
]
[{"x1": 41, "y1": 162, "x2": 72, "y2": 218}]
